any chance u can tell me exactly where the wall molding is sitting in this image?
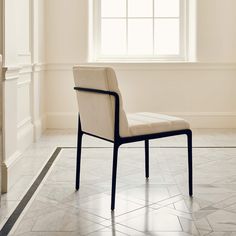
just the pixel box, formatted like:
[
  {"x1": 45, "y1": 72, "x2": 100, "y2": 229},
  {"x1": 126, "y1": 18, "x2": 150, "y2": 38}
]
[
  {"x1": 33, "y1": 63, "x2": 46, "y2": 72},
  {"x1": 2, "y1": 67, "x2": 21, "y2": 80},
  {"x1": 46, "y1": 112, "x2": 236, "y2": 129},
  {"x1": 43, "y1": 62, "x2": 236, "y2": 72},
  {"x1": 2, "y1": 151, "x2": 22, "y2": 173},
  {"x1": 2, "y1": 63, "x2": 44, "y2": 81},
  {"x1": 19, "y1": 64, "x2": 33, "y2": 74},
  {"x1": 1, "y1": 150, "x2": 22, "y2": 193}
]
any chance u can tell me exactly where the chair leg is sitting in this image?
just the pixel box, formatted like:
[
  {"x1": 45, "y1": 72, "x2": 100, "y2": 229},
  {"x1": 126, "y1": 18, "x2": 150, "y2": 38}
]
[
  {"x1": 111, "y1": 144, "x2": 119, "y2": 211},
  {"x1": 145, "y1": 140, "x2": 149, "y2": 179},
  {"x1": 75, "y1": 117, "x2": 83, "y2": 191},
  {"x1": 187, "y1": 131, "x2": 193, "y2": 196}
]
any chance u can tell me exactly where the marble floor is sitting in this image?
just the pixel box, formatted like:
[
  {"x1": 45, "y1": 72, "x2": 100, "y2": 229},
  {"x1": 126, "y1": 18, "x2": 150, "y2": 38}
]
[{"x1": 1, "y1": 129, "x2": 236, "y2": 235}]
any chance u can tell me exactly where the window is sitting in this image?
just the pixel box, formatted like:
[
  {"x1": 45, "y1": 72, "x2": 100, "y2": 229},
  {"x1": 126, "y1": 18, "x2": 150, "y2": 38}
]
[{"x1": 92, "y1": 0, "x2": 187, "y2": 61}]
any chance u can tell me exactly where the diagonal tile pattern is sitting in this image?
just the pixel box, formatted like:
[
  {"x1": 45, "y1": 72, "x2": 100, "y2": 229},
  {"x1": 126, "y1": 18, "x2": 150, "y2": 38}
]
[
  {"x1": 7, "y1": 142, "x2": 236, "y2": 236},
  {"x1": 0, "y1": 129, "x2": 235, "y2": 235}
]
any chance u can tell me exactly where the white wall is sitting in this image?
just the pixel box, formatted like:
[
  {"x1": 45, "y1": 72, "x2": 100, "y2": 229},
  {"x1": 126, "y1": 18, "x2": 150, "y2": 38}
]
[
  {"x1": 44, "y1": 0, "x2": 236, "y2": 129},
  {"x1": 197, "y1": 0, "x2": 236, "y2": 62},
  {"x1": 44, "y1": 0, "x2": 88, "y2": 128},
  {"x1": 1, "y1": 0, "x2": 46, "y2": 192},
  {"x1": 0, "y1": 55, "x2": 2, "y2": 200}
]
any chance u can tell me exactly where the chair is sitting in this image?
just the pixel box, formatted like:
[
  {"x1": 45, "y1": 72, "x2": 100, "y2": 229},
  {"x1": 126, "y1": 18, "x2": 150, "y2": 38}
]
[{"x1": 73, "y1": 66, "x2": 193, "y2": 210}]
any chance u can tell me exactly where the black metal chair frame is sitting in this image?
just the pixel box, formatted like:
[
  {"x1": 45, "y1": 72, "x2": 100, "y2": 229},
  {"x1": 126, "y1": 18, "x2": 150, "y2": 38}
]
[{"x1": 74, "y1": 86, "x2": 193, "y2": 210}]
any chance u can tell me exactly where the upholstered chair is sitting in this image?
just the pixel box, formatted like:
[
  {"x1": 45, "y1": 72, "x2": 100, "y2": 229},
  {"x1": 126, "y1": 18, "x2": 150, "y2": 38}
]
[{"x1": 73, "y1": 66, "x2": 193, "y2": 210}]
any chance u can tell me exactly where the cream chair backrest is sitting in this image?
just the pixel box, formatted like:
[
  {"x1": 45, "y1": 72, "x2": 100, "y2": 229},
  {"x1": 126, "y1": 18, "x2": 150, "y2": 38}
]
[{"x1": 73, "y1": 66, "x2": 129, "y2": 140}]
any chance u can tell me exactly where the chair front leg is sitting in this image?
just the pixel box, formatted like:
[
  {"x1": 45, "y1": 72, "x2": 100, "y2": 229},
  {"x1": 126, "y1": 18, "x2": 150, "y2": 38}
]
[
  {"x1": 111, "y1": 143, "x2": 119, "y2": 211},
  {"x1": 76, "y1": 117, "x2": 83, "y2": 190},
  {"x1": 145, "y1": 140, "x2": 149, "y2": 179},
  {"x1": 187, "y1": 130, "x2": 193, "y2": 196}
]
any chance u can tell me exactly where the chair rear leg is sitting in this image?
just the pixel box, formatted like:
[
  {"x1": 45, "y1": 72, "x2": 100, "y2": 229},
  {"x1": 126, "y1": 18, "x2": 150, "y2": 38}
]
[
  {"x1": 76, "y1": 117, "x2": 83, "y2": 191},
  {"x1": 145, "y1": 140, "x2": 149, "y2": 179},
  {"x1": 187, "y1": 130, "x2": 193, "y2": 196},
  {"x1": 111, "y1": 144, "x2": 119, "y2": 211}
]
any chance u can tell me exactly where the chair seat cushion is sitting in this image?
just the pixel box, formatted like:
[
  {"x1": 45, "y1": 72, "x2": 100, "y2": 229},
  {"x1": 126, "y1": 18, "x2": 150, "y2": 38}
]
[{"x1": 126, "y1": 112, "x2": 190, "y2": 137}]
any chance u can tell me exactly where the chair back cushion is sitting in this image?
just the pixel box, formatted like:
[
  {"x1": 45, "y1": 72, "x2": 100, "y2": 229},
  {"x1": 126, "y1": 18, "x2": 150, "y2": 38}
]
[{"x1": 73, "y1": 66, "x2": 129, "y2": 140}]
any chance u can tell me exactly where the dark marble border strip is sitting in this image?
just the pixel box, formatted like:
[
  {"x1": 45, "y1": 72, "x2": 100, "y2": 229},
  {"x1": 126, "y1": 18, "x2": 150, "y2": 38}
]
[
  {"x1": 1, "y1": 145, "x2": 236, "y2": 235},
  {"x1": 0, "y1": 147, "x2": 62, "y2": 236}
]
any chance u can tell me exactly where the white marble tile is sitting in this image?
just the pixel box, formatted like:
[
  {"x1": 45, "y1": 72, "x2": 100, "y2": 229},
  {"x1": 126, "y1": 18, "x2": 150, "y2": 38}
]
[
  {"x1": 118, "y1": 210, "x2": 182, "y2": 232},
  {"x1": 207, "y1": 210, "x2": 236, "y2": 232},
  {"x1": 1, "y1": 129, "x2": 236, "y2": 235}
]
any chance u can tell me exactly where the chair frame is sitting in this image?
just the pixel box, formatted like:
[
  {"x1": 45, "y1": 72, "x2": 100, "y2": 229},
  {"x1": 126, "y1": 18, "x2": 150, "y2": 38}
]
[{"x1": 74, "y1": 86, "x2": 193, "y2": 210}]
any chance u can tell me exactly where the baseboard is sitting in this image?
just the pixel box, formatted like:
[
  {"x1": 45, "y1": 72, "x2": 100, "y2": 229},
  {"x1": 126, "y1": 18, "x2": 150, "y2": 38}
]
[
  {"x1": 1, "y1": 120, "x2": 34, "y2": 192},
  {"x1": 1, "y1": 117, "x2": 46, "y2": 193},
  {"x1": 46, "y1": 112, "x2": 236, "y2": 129},
  {"x1": 34, "y1": 119, "x2": 42, "y2": 141},
  {"x1": 34, "y1": 116, "x2": 46, "y2": 141},
  {"x1": 1, "y1": 151, "x2": 22, "y2": 193},
  {"x1": 2, "y1": 121, "x2": 34, "y2": 193},
  {"x1": 41, "y1": 115, "x2": 47, "y2": 133}
]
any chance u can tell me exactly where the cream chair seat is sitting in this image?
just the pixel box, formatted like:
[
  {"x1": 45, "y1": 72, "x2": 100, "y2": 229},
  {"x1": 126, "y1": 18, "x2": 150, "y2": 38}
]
[
  {"x1": 127, "y1": 112, "x2": 189, "y2": 136},
  {"x1": 73, "y1": 66, "x2": 193, "y2": 211}
]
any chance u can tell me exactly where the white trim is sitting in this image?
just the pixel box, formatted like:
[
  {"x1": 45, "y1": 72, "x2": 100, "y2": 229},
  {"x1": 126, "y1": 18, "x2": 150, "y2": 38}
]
[
  {"x1": 45, "y1": 63, "x2": 74, "y2": 71},
  {"x1": 44, "y1": 62, "x2": 236, "y2": 72},
  {"x1": 33, "y1": 116, "x2": 46, "y2": 141},
  {"x1": 2, "y1": 64, "x2": 45, "y2": 81},
  {"x1": 33, "y1": 63, "x2": 46, "y2": 72},
  {"x1": 19, "y1": 64, "x2": 33, "y2": 74},
  {"x1": 2, "y1": 67, "x2": 20, "y2": 80},
  {"x1": 93, "y1": 0, "x2": 187, "y2": 61},
  {"x1": 1, "y1": 151, "x2": 22, "y2": 193},
  {"x1": 2, "y1": 151, "x2": 21, "y2": 169}
]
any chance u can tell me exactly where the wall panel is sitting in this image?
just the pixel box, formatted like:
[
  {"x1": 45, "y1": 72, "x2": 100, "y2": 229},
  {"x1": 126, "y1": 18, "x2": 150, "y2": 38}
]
[{"x1": 1, "y1": 0, "x2": 46, "y2": 192}]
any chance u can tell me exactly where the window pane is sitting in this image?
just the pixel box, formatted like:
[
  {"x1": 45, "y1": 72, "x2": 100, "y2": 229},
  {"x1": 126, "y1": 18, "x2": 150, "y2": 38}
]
[
  {"x1": 155, "y1": 0, "x2": 180, "y2": 17},
  {"x1": 155, "y1": 19, "x2": 179, "y2": 55},
  {"x1": 101, "y1": 19, "x2": 126, "y2": 55},
  {"x1": 128, "y1": 19, "x2": 153, "y2": 55},
  {"x1": 128, "y1": 0, "x2": 153, "y2": 17},
  {"x1": 101, "y1": 0, "x2": 126, "y2": 17}
]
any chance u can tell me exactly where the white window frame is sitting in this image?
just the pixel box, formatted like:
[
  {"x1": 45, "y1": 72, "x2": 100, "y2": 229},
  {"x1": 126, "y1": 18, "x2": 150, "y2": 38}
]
[{"x1": 92, "y1": 0, "x2": 188, "y2": 62}]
